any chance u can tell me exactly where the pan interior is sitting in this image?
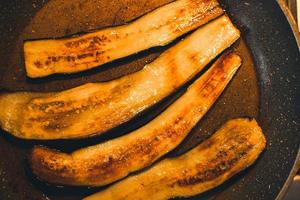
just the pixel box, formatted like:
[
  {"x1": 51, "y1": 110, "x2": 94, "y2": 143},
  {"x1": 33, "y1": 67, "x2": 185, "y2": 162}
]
[{"x1": 1, "y1": 0, "x2": 287, "y2": 200}]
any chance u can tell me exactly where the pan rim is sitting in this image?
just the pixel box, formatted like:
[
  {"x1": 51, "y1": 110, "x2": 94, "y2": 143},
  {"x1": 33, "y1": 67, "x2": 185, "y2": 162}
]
[{"x1": 275, "y1": 1, "x2": 300, "y2": 199}]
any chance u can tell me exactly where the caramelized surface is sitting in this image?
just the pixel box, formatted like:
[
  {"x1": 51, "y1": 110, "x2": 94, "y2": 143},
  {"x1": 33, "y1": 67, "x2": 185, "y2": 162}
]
[
  {"x1": 84, "y1": 118, "x2": 266, "y2": 200},
  {"x1": 29, "y1": 52, "x2": 241, "y2": 186},
  {"x1": 24, "y1": 0, "x2": 223, "y2": 77},
  {"x1": 0, "y1": 15, "x2": 240, "y2": 140}
]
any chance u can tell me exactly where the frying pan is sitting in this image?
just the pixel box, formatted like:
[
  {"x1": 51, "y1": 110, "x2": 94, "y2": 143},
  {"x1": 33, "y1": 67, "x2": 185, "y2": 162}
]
[{"x1": 0, "y1": 0, "x2": 299, "y2": 199}]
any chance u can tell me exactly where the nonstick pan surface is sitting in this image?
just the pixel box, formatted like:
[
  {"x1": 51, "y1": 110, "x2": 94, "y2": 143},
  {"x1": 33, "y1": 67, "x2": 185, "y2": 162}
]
[{"x1": 0, "y1": 0, "x2": 299, "y2": 200}]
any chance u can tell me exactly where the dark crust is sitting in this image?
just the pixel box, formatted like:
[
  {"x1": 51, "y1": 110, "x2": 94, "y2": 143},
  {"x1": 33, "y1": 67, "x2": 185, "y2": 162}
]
[
  {"x1": 174, "y1": 123, "x2": 256, "y2": 186},
  {"x1": 193, "y1": 53, "x2": 238, "y2": 99},
  {"x1": 176, "y1": 145, "x2": 252, "y2": 186},
  {"x1": 33, "y1": 35, "x2": 112, "y2": 69},
  {"x1": 64, "y1": 35, "x2": 110, "y2": 49},
  {"x1": 30, "y1": 147, "x2": 78, "y2": 184}
]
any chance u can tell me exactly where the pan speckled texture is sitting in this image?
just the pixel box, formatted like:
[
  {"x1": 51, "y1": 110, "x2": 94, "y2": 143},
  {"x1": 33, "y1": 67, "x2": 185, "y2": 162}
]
[{"x1": 0, "y1": 1, "x2": 299, "y2": 200}]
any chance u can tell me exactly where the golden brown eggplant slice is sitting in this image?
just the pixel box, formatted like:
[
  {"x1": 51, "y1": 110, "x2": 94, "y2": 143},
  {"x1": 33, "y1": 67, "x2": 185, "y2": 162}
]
[
  {"x1": 24, "y1": 0, "x2": 223, "y2": 77},
  {"x1": 0, "y1": 15, "x2": 240, "y2": 140},
  {"x1": 29, "y1": 52, "x2": 242, "y2": 186},
  {"x1": 84, "y1": 118, "x2": 266, "y2": 200}
]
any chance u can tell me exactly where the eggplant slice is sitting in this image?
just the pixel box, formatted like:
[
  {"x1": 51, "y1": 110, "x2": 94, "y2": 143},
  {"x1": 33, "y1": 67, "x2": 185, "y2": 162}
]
[
  {"x1": 0, "y1": 15, "x2": 240, "y2": 140},
  {"x1": 84, "y1": 118, "x2": 266, "y2": 200},
  {"x1": 29, "y1": 52, "x2": 242, "y2": 186},
  {"x1": 24, "y1": 0, "x2": 223, "y2": 78}
]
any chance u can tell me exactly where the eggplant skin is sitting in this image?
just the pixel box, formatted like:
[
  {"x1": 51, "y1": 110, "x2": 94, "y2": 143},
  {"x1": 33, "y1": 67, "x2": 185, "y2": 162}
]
[
  {"x1": 29, "y1": 52, "x2": 242, "y2": 187},
  {"x1": 84, "y1": 118, "x2": 266, "y2": 200},
  {"x1": 24, "y1": 0, "x2": 223, "y2": 78},
  {"x1": 0, "y1": 15, "x2": 240, "y2": 140}
]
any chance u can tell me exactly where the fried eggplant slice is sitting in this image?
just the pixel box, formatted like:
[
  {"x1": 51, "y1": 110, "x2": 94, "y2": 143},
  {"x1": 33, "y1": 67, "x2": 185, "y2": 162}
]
[
  {"x1": 24, "y1": 0, "x2": 223, "y2": 77},
  {"x1": 0, "y1": 15, "x2": 240, "y2": 140},
  {"x1": 29, "y1": 52, "x2": 242, "y2": 186},
  {"x1": 84, "y1": 118, "x2": 266, "y2": 200}
]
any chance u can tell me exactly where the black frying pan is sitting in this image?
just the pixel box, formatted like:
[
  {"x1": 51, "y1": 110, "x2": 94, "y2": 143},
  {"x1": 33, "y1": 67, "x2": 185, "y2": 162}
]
[{"x1": 0, "y1": 0, "x2": 299, "y2": 200}]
